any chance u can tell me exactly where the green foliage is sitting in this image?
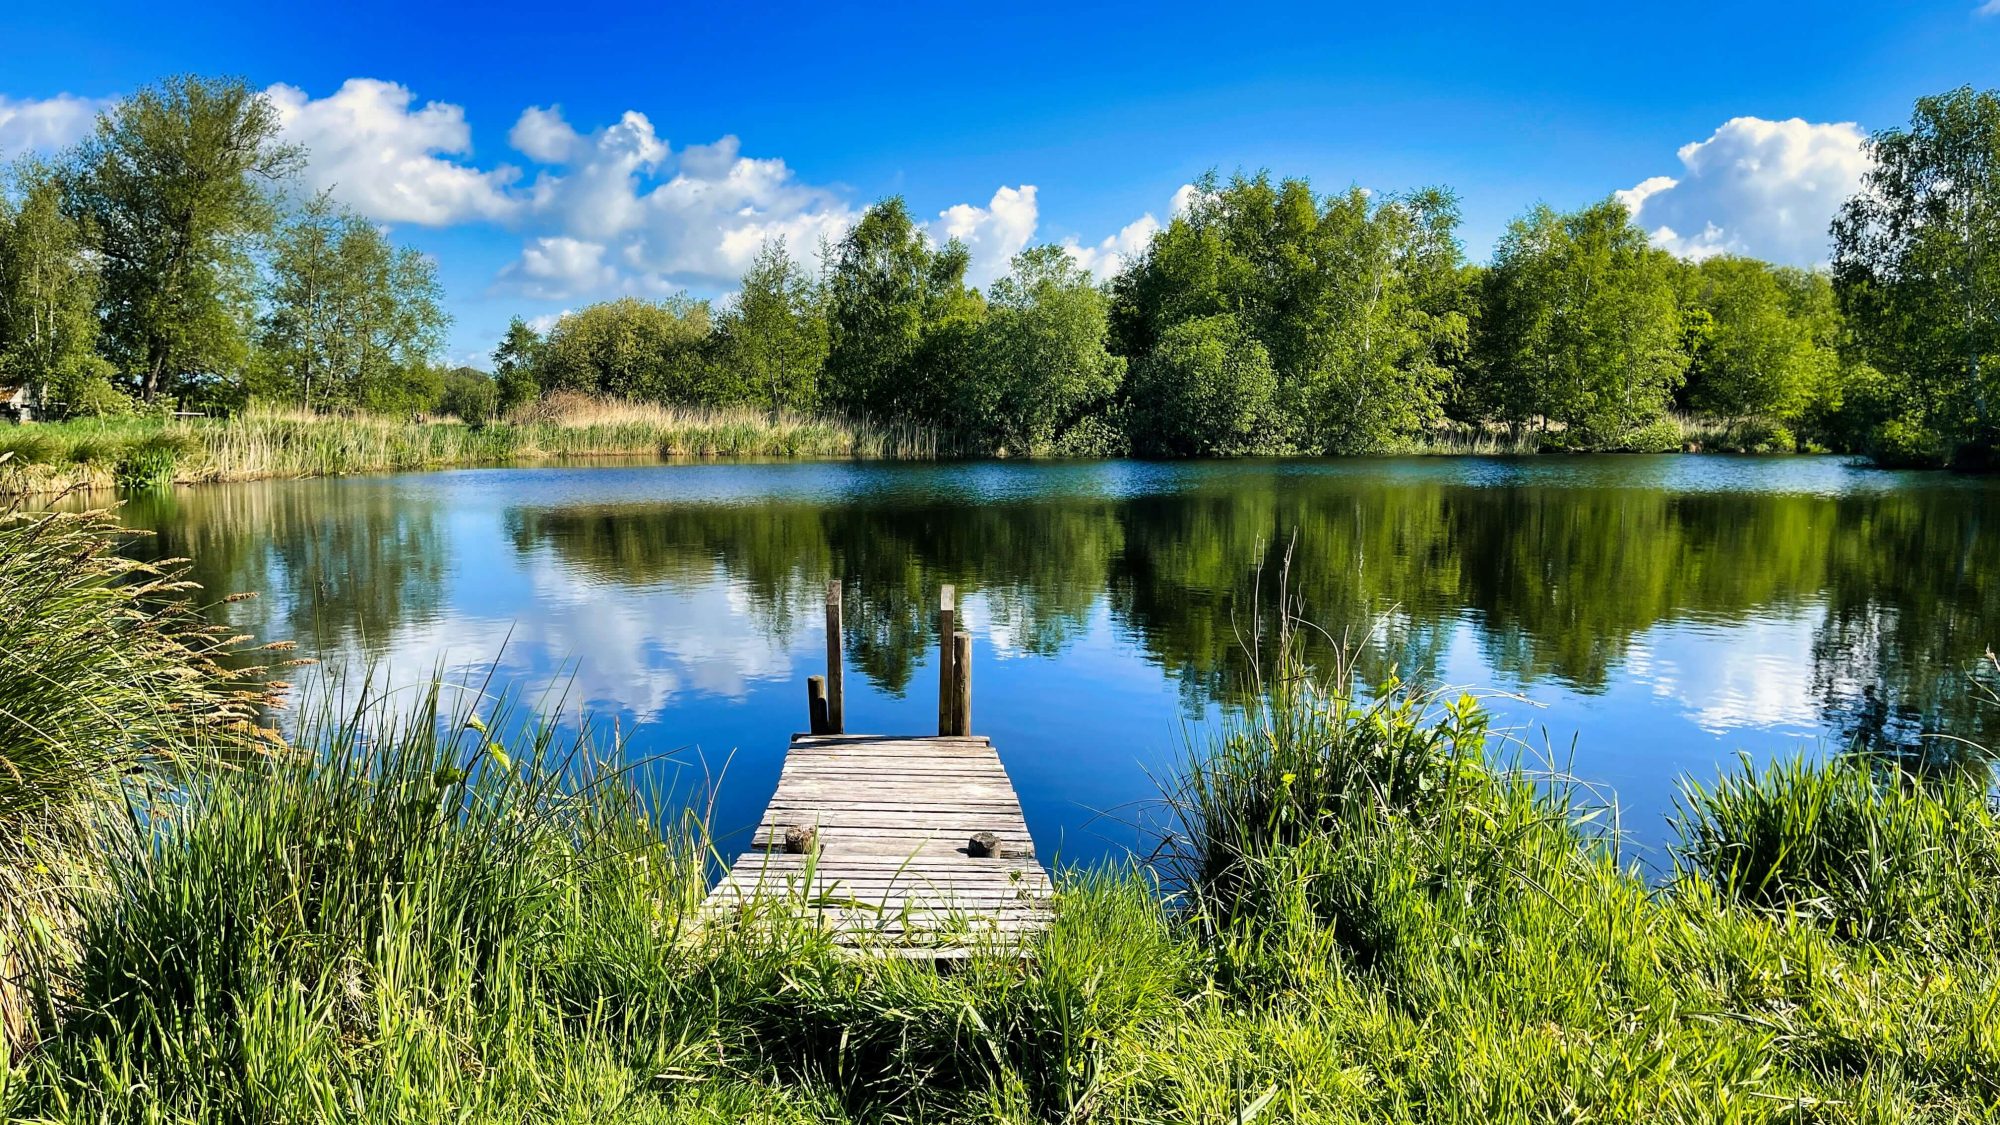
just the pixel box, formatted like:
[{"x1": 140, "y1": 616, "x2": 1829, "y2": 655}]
[
  {"x1": 1722, "y1": 418, "x2": 1794, "y2": 454},
  {"x1": 711, "y1": 239, "x2": 828, "y2": 412},
  {"x1": 1471, "y1": 199, "x2": 1691, "y2": 439},
  {"x1": 65, "y1": 74, "x2": 302, "y2": 404},
  {"x1": 492, "y1": 316, "x2": 544, "y2": 415},
  {"x1": 823, "y1": 198, "x2": 986, "y2": 426},
  {"x1": 0, "y1": 504, "x2": 277, "y2": 1042},
  {"x1": 1113, "y1": 173, "x2": 1465, "y2": 454},
  {"x1": 1605, "y1": 416, "x2": 1685, "y2": 453},
  {"x1": 110, "y1": 431, "x2": 191, "y2": 491},
  {"x1": 254, "y1": 195, "x2": 450, "y2": 414},
  {"x1": 1045, "y1": 404, "x2": 1131, "y2": 458},
  {"x1": 1684, "y1": 257, "x2": 1836, "y2": 422},
  {"x1": 41, "y1": 355, "x2": 131, "y2": 418},
  {"x1": 435, "y1": 366, "x2": 498, "y2": 425},
  {"x1": 1128, "y1": 314, "x2": 1277, "y2": 455},
  {"x1": 1835, "y1": 85, "x2": 2000, "y2": 468},
  {"x1": 536, "y1": 296, "x2": 713, "y2": 402},
  {"x1": 0, "y1": 161, "x2": 108, "y2": 417},
  {"x1": 970, "y1": 245, "x2": 1122, "y2": 453}
]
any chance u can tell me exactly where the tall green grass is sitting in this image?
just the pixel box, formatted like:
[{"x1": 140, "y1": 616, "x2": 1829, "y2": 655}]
[
  {"x1": 1675, "y1": 753, "x2": 2000, "y2": 947},
  {"x1": 0, "y1": 494, "x2": 283, "y2": 1047}
]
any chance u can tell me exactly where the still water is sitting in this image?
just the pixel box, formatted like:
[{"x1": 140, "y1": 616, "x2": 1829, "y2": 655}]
[{"x1": 112, "y1": 455, "x2": 1999, "y2": 872}]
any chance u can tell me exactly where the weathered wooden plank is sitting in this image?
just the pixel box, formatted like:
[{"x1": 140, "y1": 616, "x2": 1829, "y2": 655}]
[{"x1": 753, "y1": 820, "x2": 1031, "y2": 834}]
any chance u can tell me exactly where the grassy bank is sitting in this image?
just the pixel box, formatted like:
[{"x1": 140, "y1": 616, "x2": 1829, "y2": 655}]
[
  {"x1": 3, "y1": 512, "x2": 1997, "y2": 1122},
  {"x1": 0, "y1": 395, "x2": 940, "y2": 495}
]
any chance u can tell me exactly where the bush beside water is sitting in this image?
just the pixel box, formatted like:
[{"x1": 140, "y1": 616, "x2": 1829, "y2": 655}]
[{"x1": 2, "y1": 521, "x2": 1997, "y2": 1121}]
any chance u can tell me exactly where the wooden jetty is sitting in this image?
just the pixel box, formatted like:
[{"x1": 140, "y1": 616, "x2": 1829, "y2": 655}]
[{"x1": 704, "y1": 583, "x2": 1053, "y2": 956}]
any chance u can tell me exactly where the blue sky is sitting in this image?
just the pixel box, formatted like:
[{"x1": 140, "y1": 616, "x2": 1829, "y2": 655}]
[{"x1": 3, "y1": 1, "x2": 1998, "y2": 364}]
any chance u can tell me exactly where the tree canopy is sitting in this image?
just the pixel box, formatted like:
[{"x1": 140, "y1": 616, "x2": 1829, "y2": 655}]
[
  {"x1": 65, "y1": 75, "x2": 301, "y2": 404},
  {"x1": 254, "y1": 196, "x2": 448, "y2": 414},
  {"x1": 1834, "y1": 85, "x2": 2000, "y2": 466}
]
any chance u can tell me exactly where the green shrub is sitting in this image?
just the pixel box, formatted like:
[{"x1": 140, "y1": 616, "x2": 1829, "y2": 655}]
[
  {"x1": 1046, "y1": 407, "x2": 1131, "y2": 458},
  {"x1": 45, "y1": 356, "x2": 133, "y2": 419},
  {"x1": 1725, "y1": 418, "x2": 1795, "y2": 453},
  {"x1": 436, "y1": 367, "x2": 499, "y2": 426},
  {"x1": 1609, "y1": 417, "x2": 1685, "y2": 453},
  {"x1": 111, "y1": 432, "x2": 193, "y2": 492},
  {"x1": 1128, "y1": 315, "x2": 1278, "y2": 456},
  {"x1": 1870, "y1": 413, "x2": 1951, "y2": 467}
]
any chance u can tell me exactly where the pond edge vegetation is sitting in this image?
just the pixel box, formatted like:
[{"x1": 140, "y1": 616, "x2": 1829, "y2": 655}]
[{"x1": 2, "y1": 509, "x2": 1997, "y2": 1121}]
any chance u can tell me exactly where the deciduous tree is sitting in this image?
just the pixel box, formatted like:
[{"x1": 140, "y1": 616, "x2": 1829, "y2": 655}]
[
  {"x1": 256, "y1": 196, "x2": 448, "y2": 413},
  {"x1": 66, "y1": 75, "x2": 301, "y2": 403},
  {"x1": 972, "y1": 245, "x2": 1123, "y2": 453},
  {"x1": 0, "y1": 160, "x2": 118, "y2": 414},
  {"x1": 535, "y1": 297, "x2": 712, "y2": 402},
  {"x1": 712, "y1": 239, "x2": 827, "y2": 412},
  {"x1": 1833, "y1": 85, "x2": 2000, "y2": 466}
]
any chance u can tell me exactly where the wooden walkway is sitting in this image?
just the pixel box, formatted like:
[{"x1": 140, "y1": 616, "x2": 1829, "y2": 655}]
[
  {"x1": 702, "y1": 584, "x2": 1053, "y2": 956},
  {"x1": 706, "y1": 734, "x2": 1052, "y2": 952}
]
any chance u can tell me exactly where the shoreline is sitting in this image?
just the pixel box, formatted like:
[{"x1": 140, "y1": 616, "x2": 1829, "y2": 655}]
[{"x1": 0, "y1": 409, "x2": 1843, "y2": 498}]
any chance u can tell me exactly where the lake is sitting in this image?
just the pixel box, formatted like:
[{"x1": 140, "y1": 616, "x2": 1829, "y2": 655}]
[{"x1": 110, "y1": 455, "x2": 2000, "y2": 873}]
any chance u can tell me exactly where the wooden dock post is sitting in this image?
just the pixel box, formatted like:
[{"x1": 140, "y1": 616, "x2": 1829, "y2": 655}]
[
  {"x1": 807, "y1": 675, "x2": 829, "y2": 734},
  {"x1": 825, "y1": 580, "x2": 844, "y2": 734},
  {"x1": 937, "y1": 585, "x2": 956, "y2": 736},
  {"x1": 951, "y1": 631, "x2": 972, "y2": 736}
]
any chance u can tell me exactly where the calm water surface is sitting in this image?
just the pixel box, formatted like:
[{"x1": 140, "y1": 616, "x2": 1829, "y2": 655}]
[{"x1": 111, "y1": 456, "x2": 2000, "y2": 871}]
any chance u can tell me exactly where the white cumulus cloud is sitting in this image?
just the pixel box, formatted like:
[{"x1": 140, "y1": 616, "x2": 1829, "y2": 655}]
[
  {"x1": 499, "y1": 236, "x2": 618, "y2": 300},
  {"x1": 509, "y1": 105, "x2": 585, "y2": 164},
  {"x1": 268, "y1": 79, "x2": 523, "y2": 226},
  {"x1": 932, "y1": 185, "x2": 1040, "y2": 284},
  {"x1": 0, "y1": 93, "x2": 112, "y2": 159},
  {"x1": 1057, "y1": 183, "x2": 1202, "y2": 281},
  {"x1": 1062, "y1": 214, "x2": 1159, "y2": 280},
  {"x1": 492, "y1": 106, "x2": 865, "y2": 298},
  {"x1": 1616, "y1": 116, "x2": 1871, "y2": 266}
]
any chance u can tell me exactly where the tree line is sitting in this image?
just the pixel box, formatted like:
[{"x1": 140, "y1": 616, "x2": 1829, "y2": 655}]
[{"x1": 2, "y1": 76, "x2": 1995, "y2": 467}]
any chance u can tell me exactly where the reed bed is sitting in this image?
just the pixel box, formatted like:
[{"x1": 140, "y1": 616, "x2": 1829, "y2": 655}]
[
  {"x1": 0, "y1": 396, "x2": 941, "y2": 495},
  {"x1": 3, "y1": 529, "x2": 1996, "y2": 1120}
]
